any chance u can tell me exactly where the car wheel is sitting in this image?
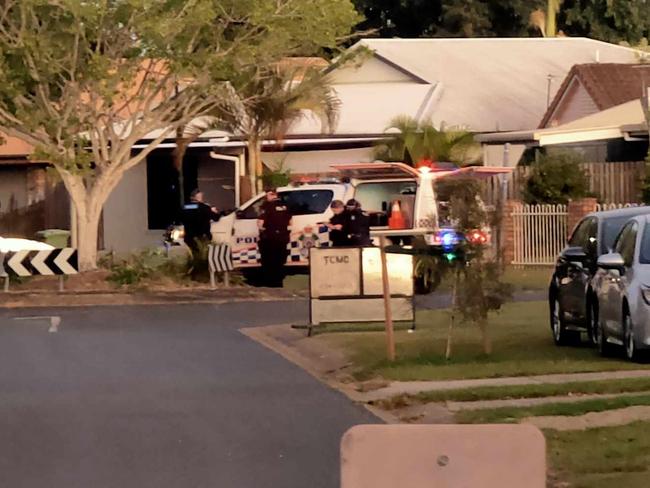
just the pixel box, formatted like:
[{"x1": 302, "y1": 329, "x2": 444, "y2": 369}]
[
  {"x1": 624, "y1": 311, "x2": 642, "y2": 362},
  {"x1": 587, "y1": 299, "x2": 599, "y2": 347},
  {"x1": 550, "y1": 297, "x2": 576, "y2": 345}
]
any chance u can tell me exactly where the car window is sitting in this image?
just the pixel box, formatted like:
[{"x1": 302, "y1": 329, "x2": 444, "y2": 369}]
[
  {"x1": 237, "y1": 190, "x2": 334, "y2": 219},
  {"x1": 601, "y1": 215, "x2": 636, "y2": 254},
  {"x1": 238, "y1": 196, "x2": 266, "y2": 219},
  {"x1": 614, "y1": 222, "x2": 638, "y2": 267},
  {"x1": 639, "y1": 223, "x2": 650, "y2": 264},
  {"x1": 569, "y1": 218, "x2": 592, "y2": 248},
  {"x1": 279, "y1": 190, "x2": 333, "y2": 216}
]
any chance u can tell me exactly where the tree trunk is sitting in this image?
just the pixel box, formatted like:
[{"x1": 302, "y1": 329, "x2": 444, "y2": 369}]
[
  {"x1": 173, "y1": 135, "x2": 192, "y2": 207},
  {"x1": 248, "y1": 137, "x2": 263, "y2": 194},
  {"x1": 75, "y1": 203, "x2": 101, "y2": 272},
  {"x1": 62, "y1": 173, "x2": 108, "y2": 272}
]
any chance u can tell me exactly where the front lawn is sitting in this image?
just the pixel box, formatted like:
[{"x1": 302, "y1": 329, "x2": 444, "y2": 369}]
[
  {"x1": 315, "y1": 301, "x2": 650, "y2": 381},
  {"x1": 548, "y1": 421, "x2": 650, "y2": 488},
  {"x1": 455, "y1": 393, "x2": 650, "y2": 424},
  {"x1": 377, "y1": 377, "x2": 650, "y2": 407}
]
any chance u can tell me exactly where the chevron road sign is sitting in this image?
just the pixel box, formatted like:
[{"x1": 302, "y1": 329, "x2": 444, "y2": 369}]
[
  {"x1": 2, "y1": 248, "x2": 79, "y2": 277},
  {"x1": 208, "y1": 244, "x2": 234, "y2": 273},
  {"x1": 208, "y1": 244, "x2": 234, "y2": 289}
]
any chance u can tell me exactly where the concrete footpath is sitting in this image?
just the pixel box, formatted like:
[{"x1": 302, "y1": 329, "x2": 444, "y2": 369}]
[{"x1": 361, "y1": 369, "x2": 650, "y2": 402}]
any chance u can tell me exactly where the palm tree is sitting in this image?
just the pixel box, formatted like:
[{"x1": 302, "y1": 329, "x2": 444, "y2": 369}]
[
  {"x1": 375, "y1": 116, "x2": 478, "y2": 167},
  {"x1": 174, "y1": 64, "x2": 340, "y2": 202}
]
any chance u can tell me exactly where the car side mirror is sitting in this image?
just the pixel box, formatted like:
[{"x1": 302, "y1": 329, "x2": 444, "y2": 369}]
[
  {"x1": 597, "y1": 252, "x2": 625, "y2": 270},
  {"x1": 235, "y1": 209, "x2": 246, "y2": 219},
  {"x1": 562, "y1": 246, "x2": 587, "y2": 262}
]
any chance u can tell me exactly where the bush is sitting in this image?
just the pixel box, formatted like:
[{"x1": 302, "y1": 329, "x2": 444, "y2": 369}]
[
  {"x1": 107, "y1": 248, "x2": 163, "y2": 286},
  {"x1": 523, "y1": 152, "x2": 589, "y2": 204},
  {"x1": 260, "y1": 161, "x2": 291, "y2": 189}
]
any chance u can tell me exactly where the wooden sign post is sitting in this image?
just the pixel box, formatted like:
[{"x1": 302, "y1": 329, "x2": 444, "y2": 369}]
[{"x1": 379, "y1": 235, "x2": 396, "y2": 362}]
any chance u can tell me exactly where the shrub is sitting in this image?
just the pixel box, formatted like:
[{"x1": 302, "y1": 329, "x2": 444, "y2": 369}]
[
  {"x1": 107, "y1": 248, "x2": 164, "y2": 286},
  {"x1": 523, "y1": 152, "x2": 589, "y2": 204},
  {"x1": 260, "y1": 161, "x2": 292, "y2": 189}
]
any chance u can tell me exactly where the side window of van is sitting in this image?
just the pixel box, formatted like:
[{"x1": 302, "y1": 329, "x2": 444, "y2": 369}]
[
  {"x1": 237, "y1": 190, "x2": 334, "y2": 219},
  {"x1": 280, "y1": 190, "x2": 333, "y2": 215}
]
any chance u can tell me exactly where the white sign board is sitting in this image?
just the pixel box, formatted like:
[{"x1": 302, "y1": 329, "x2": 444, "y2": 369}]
[
  {"x1": 309, "y1": 247, "x2": 414, "y2": 325},
  {"x1": 362, "y1": 248, "x2": 413, "y2": 296},
  {"x1": 311, "y1": 297, "x2": 414, "y2": 325},
  {"x1": 310, "y1": 248, "x2": 361, "y2": 298}
]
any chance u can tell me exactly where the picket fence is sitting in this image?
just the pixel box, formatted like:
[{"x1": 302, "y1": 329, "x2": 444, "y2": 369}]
[{"x1": 510, "y1": 202, "x2": 639, "y2": 266}]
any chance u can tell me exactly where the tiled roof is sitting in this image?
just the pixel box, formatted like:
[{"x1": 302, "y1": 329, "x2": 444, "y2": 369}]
[{"x1": 540, "y1": 63, "x2": 650, "y2": 127}]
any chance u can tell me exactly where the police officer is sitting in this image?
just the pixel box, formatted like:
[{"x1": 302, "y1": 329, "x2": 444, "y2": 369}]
[
  {"x1": 181, "y1": 189, "x2": 222, "y2": 254},
  {"x1": 327, "y1": 200, "x2": 348, "y2": 247},
  {"x1": 344, "y1": 199, "x2": 371, "y2": 246},
  {"x1": 257, "y1": 188, "x2": 292, "y2": 287}
]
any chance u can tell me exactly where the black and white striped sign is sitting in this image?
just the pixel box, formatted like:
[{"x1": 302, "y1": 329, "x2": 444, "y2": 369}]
[
  {"x1": 2, "y1": 248, "x2": 78, "y2": 276},
  {"x1": 208, "y1": 244, "x2": 234, "y2": 273}
]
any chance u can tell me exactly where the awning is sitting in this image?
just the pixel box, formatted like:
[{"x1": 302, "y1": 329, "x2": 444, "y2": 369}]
[
  {"x1": 432, "y1": 166, "x2": 513, "y2": 181},
  {"x1": 331, "y1": 162, "x2": 420, "y2": 180},
  {"x1": 477, "y1": 99, "x2": 649, "y2": 147}
]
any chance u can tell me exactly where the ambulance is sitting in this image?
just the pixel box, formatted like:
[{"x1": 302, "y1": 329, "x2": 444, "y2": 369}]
[{"x1": 207, "y1": 162, "x2": 509, "y2": 269}]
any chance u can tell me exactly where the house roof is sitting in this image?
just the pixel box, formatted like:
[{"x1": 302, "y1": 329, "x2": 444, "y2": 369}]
[
  {"x1": 288, "y1": 82, "x2": 438, "y2": 135},
  {"x1": 539, "y1": 63, "x2": 650, "y2": 127},
  {"x1": 326, "y1": 37, "x2": 642, "y2": 134},
  {"x1": 477, "y1": 98, "x2": 648, "y2": 146}
]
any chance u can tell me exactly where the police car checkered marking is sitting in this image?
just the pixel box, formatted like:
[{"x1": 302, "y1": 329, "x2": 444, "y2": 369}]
[{"x1": 232, "y1": 225, "x2": 331, "y2": 268}]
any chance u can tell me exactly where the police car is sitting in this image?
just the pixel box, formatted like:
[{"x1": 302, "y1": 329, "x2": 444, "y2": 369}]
[{"x1": 207, "y1": 162, "x2": 508, "y2": 269}]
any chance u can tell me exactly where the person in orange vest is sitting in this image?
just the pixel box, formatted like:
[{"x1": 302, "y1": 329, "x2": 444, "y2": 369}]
[{"x1": 344, "y1": 199, "x2": 371, "y2": 246}]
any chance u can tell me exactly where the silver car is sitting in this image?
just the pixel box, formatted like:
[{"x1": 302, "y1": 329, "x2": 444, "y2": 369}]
[{"x1": 592, "y1": 214, "x2": 650, "y2": 361}]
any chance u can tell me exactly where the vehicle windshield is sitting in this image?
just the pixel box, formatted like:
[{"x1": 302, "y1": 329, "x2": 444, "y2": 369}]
[
  {"x1": 601, "y1": 216, "x2": 636, "y2": 254},
  {"x1": 640, "y1": 223, "x2": 650, "y2": 264}
]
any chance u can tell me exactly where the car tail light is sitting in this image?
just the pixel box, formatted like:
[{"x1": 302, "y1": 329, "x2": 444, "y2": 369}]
[{"x1": 466, "y1": 229, "x2": 488, "y2": 245}]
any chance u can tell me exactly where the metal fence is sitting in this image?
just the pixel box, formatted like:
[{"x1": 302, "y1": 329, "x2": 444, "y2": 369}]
[{"x1": 511, "y1": 203, "x2": 568, "y2": 266}]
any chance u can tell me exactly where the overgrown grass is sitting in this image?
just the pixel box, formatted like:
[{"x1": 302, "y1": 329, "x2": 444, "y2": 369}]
[
  {"x1": 455, "y1": 393, "x2": 650, "y2": 424},
  {"x1": 315, "y1": 301, "x2": 650, "y2": 382},
  {"x1": 281, "y1": 266, "x2": 551, "y2": 294},
  {"x1": 435, "y1": 266, "x2": 551, "y2": 292},
  {"x1": 548, "y1": 421, "x2": 650, "y2": 487},
  {"x1": 376, "y1": 377, "x2": 650, "y2": 409},
  {"x1": 103, "y1": 248, "x2": 194, "y2": 286}
]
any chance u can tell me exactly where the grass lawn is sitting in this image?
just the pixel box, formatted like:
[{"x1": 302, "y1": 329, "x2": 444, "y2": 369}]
[
  {"x1": 548, "y1": 421, "x2": 650, "y2": 488},
  {"x1": 376, "y1": 377, "x2": 650, "y2": 409},
  {"x1": 315, "y1": 301, "x2": 650, "y2": 381},
  {"x1": 455, "y1": 393, "x2": 650, "y2": 424},
  {"x1": 283, "y1": 266, "x2": 551, "y2": 294},
  {"x1": 436, "y1": 266, "x2": 552, "y2": 292}
]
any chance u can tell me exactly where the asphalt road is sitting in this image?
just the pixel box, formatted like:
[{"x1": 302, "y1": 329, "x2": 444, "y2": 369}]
[{"x1": 0, "y1": 301, "x2": 377, "y2": 488}]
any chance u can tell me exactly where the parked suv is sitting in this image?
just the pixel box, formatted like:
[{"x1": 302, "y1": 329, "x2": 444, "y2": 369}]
[{"x1": 549, "y1": 206, "x2": 650, "y2": 346}]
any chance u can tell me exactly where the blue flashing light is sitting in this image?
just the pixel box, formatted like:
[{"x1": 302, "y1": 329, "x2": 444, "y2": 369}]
[
  {"x1": 437, "y1": 228, "x2": 459, "y2": 252},
  {"x1": 441, "y1": 232, "x2": 455, "y2": 248}
]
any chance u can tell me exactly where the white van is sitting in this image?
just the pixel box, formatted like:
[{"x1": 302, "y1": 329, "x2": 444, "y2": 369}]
[{"x1": 208, "y1": 162, "x2": 511, "y2": 268}]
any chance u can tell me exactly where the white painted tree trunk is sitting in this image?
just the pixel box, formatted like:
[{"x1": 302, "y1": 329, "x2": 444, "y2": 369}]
[{"x1": 61, "y1": 172, "x2": 111, "y2": 272}]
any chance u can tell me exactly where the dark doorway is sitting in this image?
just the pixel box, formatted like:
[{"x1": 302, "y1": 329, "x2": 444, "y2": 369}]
[{"x1": 146, "y1": 148, "x2": 237, "y2": 230}]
